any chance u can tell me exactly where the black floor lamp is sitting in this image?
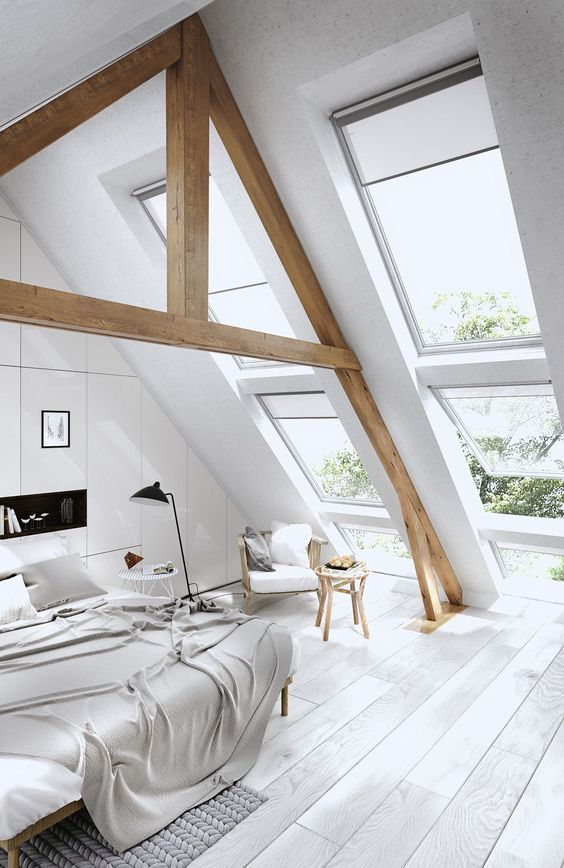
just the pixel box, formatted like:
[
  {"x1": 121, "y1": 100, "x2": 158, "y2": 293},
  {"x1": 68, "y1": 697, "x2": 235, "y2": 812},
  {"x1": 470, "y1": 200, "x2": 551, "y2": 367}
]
[{"x1": 129, "y1": 481, "x2": 195, "y2": 601}]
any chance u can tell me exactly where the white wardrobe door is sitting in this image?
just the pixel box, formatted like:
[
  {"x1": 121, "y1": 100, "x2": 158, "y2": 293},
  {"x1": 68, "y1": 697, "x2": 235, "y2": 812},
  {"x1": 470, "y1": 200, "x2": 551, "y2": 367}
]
[
  {"x1": 21, "y1": 368, "x2": 86, "y2": 494},
  {"x1": 87, "y1": 374, "x2": 141, "y2": 555},
  {"x1": 0, "y1": 366, "x2": 20, "y2": 496},
  {"x1": 141, "y1": 387, "x2": 188, "y2": 598},
  {"x1": 187, "y1": 447, "x2": 227, "y2": 592}
]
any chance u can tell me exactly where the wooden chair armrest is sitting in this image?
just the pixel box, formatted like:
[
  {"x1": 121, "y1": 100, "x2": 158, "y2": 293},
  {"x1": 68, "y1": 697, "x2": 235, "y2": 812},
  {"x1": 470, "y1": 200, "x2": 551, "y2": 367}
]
[{"x1": 312, "y1": 535, "x2": 328, "y2": 546}]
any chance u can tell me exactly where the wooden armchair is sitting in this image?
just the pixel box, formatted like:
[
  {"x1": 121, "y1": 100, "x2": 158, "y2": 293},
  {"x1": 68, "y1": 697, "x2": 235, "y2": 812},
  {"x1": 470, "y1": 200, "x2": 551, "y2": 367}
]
[{"x1": 237, "y1": 530, "x2": 328, "y2": 614}]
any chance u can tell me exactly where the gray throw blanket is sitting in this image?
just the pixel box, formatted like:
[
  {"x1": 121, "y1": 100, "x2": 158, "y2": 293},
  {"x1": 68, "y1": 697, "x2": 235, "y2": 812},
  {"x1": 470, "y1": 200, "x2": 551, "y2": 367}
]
[{"x1": 0, "y1": 600, "x2": 292, "y2": 850}]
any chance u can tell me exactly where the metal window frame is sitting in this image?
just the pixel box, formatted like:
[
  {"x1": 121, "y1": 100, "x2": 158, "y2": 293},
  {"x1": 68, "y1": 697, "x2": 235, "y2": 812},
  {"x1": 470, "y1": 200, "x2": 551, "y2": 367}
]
[
  {"x1": 432, "y1": 380, "x2": 564, "y2": 480},
  {"x1": 332, "y1": 61, "x2": 542, "y2": 356},
  {"x1": 256, "y1": 391, "x2": 384, "y2": 508},
  {"x1": 492, "y1": 539, "x2": 564, "y2": 581}
]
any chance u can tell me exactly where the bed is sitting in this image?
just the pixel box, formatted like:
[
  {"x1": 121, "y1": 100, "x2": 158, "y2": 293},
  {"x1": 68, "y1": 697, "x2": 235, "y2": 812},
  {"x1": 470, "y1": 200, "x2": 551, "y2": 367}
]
[{"x1": 0, "y1": 538, "x2": 299, "y2": 862}]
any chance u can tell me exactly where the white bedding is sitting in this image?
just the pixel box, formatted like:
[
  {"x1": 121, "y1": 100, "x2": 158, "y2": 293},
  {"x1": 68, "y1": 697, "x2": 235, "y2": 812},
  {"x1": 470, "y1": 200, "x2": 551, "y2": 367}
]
[{"x1": 0, "y1": 587, "x2": 300, "y2": 841}]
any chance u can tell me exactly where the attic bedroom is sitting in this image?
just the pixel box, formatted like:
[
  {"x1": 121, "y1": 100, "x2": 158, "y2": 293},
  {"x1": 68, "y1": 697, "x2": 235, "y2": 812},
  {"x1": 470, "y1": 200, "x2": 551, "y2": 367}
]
[{"x1": 0, "y1": 1, "x2": 563, "y2": 866}]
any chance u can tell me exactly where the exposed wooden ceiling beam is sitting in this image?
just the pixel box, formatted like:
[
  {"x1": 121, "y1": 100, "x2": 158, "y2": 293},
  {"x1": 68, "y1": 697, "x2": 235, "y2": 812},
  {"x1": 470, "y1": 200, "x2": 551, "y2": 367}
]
[
  {"x1": 0, "y1": 26, "x2": 182, "y2": 177},
  {"x1": 166, "y1": 17, "x2": 210, "y2": 319},
  {"x1": 208, "y1": 42, "x2": 463, "y2": 612},
  {"x1": 0, "y1": 279, "x2": 361, "y2": 370}
]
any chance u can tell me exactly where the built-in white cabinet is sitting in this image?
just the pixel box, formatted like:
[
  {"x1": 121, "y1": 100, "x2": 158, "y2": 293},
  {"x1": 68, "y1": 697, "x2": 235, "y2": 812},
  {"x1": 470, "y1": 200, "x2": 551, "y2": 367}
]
[
  {"x1": 0, "y1": 323, "x2": 20, "y2": 367},
  {"x1": 141, "y1": 387, "x2": 188, "y2": 597},
  {"x1": 227, "y1": 499, "x2": 247, "y2": 582},
  {"x1": 21, "y1": 367, "x2": 87, "y2": 494},
  {"x1": 0, "y1": 216, "x2": 20, "y2": 281},
  {"x1": 87, "y1": 335, "x2": 135, "y2": 376},
  {"x1": 87, "y1": 373, "x2": 141, "y2": 555},
  {"x1": 0, "y1": 366, "x2": 20, "y2": 496},
  {"x1": 188, "y1": 447, "x2": 228, "y2": 591},
  {"x1": 21, "y1": 326, "x2": 87, "y2": 372}
]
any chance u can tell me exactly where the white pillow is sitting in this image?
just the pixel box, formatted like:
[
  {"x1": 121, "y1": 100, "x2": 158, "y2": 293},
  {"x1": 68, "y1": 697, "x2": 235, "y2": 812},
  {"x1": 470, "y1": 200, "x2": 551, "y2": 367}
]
[
  {"x1": 0, "y1": 533, "x2": 67, "y2": 579},
  {"x1": 0, "y1": 574, "x2": 38, "y2": 625},
  {"x1": 270, "y1": 520, "x2": 312, "y2": 568}
]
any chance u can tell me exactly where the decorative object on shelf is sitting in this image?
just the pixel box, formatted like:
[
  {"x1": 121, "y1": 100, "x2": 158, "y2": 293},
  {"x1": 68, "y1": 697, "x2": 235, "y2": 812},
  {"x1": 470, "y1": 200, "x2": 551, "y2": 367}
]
[
  {"x1": 124, "y1": 551, "x2": 143, "y2": 570},
  {"x1": 0, "y1": 490, "x2": 87, "y2": 539},
  {"x1": 129, "y1": 481, "x2": 194, "y2": 601},
  {"x1": 41, "y1": 410, "x2": 70, "y2": 448},
  {"x1": 60, "y1": 497, "x2": 74, "y2": 524}
]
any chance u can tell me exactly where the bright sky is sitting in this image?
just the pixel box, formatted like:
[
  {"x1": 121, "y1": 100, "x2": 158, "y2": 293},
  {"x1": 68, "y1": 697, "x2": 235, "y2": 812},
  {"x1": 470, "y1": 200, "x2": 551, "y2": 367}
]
[{"x1": 369, "y1": 150, "x2": 539, "y2": 341}]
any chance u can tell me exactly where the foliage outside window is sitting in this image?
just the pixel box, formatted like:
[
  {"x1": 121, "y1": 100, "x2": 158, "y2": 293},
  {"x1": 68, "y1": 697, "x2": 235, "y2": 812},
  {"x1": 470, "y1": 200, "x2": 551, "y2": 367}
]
[
  {"x1": 259, "y1": 392, "x2": 381, "y2": 504},
  {"x1": 339, "y1": 526, "x2": 413, "y2": 576},
  {"x1": 498, "y1": 545, "x2": 564, "y2": 582}
]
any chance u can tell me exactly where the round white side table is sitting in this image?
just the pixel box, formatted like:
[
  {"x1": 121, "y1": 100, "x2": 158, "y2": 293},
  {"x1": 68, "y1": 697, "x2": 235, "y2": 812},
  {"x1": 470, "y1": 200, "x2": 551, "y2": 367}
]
[{"x1": 118, "y1": 565, "x2": 178, "y2": 598}]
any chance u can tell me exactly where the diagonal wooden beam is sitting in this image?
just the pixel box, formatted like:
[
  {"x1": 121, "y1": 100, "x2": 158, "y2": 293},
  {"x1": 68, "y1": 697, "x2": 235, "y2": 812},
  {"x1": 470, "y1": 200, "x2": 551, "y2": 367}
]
[
  {"x1": 208, "y1": 41, "x2": 463, "y2": 613},
  {"x1": 401, "y1": 501, "x2": 443, "y2": 621},
  {"x1": 0, "y1": 279, "x2": 361, "y2": 370},
  {"x1": 0, "y1": 26, "x2": 182, "y2": 177},
  {"x1": 166, "y1": 17, "x2": 210, "y2": 319}
]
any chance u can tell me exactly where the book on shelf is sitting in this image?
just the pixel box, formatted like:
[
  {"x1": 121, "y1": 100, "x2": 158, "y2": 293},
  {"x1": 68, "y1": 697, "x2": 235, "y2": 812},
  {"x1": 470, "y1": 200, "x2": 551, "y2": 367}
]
[
  {"x1": 6, "y1": 509, "x2": 14, "y2": 534},
  {"x1": 0, "y1": 505, "x2": 4, "y2": 536},
  {"x1": 11, "y1": 509, "x2": 21, "y2": 533}
]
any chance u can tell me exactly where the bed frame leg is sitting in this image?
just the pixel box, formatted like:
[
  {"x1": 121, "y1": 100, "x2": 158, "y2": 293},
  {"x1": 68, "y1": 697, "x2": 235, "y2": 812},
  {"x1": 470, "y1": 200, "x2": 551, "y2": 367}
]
[
  {"x1": 8, "y1": 845, "x2": 19, "y2": 868},
  {"x1": 281, "y1": 677, "x2": 291, "y2": 716}
]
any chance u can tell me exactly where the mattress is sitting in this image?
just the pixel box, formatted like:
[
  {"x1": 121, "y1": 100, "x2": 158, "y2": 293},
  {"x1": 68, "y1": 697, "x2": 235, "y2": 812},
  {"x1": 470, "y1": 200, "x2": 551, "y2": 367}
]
[{"x1": 0, "y1": 588, "x2": 299, "y2": 841}]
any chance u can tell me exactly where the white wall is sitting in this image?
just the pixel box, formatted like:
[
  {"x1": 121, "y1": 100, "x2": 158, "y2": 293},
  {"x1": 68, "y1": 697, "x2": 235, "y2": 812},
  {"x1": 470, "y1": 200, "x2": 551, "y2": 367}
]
[{"x1": 0, "y1": 198, "x2": 248, "y2": 593}]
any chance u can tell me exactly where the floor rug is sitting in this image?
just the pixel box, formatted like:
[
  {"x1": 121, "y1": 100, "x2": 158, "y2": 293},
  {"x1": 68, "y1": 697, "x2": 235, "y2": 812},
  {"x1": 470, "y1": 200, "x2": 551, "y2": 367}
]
[{"x1": 2, "y1": 783, "x2": 266, "y2": 867}]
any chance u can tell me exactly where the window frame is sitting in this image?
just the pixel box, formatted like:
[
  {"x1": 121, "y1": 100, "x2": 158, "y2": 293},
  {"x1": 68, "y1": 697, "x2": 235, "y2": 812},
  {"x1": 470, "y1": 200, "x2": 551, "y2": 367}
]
[
  {"x1": 433, "y1": 380, "x2": 564, "y2": 480},
  {"x1": 491, "y1": 539, "x2": 564, "y2": 583},
  {"x1": 257, "y1": 390, "x2": 384, "y2": 507},
  {"x1": 332, "y1": 58, "x2": 542, "y2": 356}
]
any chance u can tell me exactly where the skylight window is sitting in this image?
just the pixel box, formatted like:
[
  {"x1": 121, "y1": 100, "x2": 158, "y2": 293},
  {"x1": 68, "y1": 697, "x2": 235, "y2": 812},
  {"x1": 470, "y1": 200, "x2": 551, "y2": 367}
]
[
  {"x1": 335, "y1": 60, "x2": 540, "y2": 350},
  {"x1": 496, "y1": 543, "x2": 564, "y2": 583},
  {"x1": 338, "y1": 525, "x2": 412, "y2": 576},
  {"x1": 259, "y1": 392, "x2": 382, "y2": 505},
  {"x1": 134, "y1": 178, "x2": 296, "y2": 367},
  {"x1": 437, "y1": 384, "x2": 564, "y2": 518}
]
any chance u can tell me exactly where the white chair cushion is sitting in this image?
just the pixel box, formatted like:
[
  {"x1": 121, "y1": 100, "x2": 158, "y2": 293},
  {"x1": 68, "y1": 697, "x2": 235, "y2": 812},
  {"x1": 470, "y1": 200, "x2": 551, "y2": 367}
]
[{"x1": 249, "y1": 563, "x2": 318, "y2": 594}]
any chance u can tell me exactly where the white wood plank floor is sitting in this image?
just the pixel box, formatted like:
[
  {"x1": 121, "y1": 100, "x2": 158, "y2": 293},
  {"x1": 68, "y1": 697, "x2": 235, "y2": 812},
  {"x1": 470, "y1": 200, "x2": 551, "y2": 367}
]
[{"x1": 198, "y1": 575, "x2": 564, "y2": 867}]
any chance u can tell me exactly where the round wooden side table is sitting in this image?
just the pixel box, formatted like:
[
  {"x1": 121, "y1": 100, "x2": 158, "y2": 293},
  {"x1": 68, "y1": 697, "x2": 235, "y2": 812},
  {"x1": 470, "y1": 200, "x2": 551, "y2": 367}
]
[{"x1": 315, "y1": 564, "x2": 370, "y2": 641}]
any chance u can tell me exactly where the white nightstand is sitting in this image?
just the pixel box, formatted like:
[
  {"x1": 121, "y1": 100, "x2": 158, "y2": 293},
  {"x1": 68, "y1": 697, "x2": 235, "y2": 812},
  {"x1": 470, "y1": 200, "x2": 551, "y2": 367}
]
[{"x1": 118, "y1": 565, "x2": 178, "y2": 598}]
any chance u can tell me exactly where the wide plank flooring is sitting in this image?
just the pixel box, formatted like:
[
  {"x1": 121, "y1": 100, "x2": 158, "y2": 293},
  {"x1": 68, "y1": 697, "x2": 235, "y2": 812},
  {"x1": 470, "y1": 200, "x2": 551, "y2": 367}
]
[{"x1": 197, "y1": 575, "x2": 564, "y2": 867}]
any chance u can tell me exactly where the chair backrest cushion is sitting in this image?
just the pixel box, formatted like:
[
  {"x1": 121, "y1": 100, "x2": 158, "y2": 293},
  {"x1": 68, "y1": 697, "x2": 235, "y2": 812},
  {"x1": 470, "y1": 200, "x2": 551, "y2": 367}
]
[
  {"x1": 270, "y1": 521, "x2": 312, "y2": 568},
  {"x1": 243, "y1": 527, "x2": 275, "y2": 572}
]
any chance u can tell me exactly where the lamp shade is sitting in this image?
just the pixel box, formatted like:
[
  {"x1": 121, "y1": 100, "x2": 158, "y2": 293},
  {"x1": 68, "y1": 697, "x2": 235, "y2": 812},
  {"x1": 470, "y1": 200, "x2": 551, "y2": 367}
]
[{"x1": 129, "y1": 481, "x2": 169, "y2": 506}]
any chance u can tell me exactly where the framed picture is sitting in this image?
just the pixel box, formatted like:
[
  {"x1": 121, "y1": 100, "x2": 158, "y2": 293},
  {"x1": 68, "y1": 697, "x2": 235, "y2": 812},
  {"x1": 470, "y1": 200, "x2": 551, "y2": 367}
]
[{"x1": 41, "y1": 410, "x2": 70, "y2": 448}]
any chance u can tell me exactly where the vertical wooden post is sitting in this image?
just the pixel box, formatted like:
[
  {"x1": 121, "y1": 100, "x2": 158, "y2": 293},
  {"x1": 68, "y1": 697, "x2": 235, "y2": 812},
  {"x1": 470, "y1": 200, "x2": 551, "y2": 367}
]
[
  {"x1": 166, "y1": 16, "x2": 210, "y2": 319},
  {"x1": 402, "y1": 501, "x2": 443, "y2": 621}
]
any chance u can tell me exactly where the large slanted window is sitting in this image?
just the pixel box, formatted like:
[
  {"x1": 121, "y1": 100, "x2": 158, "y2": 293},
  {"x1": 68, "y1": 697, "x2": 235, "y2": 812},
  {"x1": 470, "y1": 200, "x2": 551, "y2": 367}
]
[
  {"x1": 134, "y1": 178, "x2": 296, "y2": 367},
  {"x1": 436, "y1": 383, "x2": 564, "y2": 518},
  {"x1": 259, "y1": 392, "x2": 382, "y2": 505},
  {"x1": 334, "y1": 59, "x2": 540, "y2": 351},
  {"x1": 338, "y1": 525, "x2": 413, "y2": 576}
]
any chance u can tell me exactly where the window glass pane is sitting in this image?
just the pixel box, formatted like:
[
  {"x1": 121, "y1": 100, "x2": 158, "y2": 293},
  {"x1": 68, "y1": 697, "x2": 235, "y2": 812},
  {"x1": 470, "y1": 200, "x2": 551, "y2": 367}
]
[
  {"x1": 278, "y1": 417, "x2": 381, "y2": 502},
  {"x1": 368, "y1": 149, "x2": 539, "y2": 345},
  {"x1": 209, "y1": 179, "x2": 265, "y2": 291},
  {"x1": 498, "y1": 545, "x2": 564, "y2": 582},
  {"x1": 441, "y1": 384, "x2": 564, "y2": 477},
  {"x1": 438, "y1": 385, "x2": 564, "y2": 518},
  {"x1": 344, "y1": 72, "x2": 497, "y2": 184},
  {"x1": 340, "y1": 526, "x2": 412, "y2": 575},
  {"x1": 143, "y1": 191, "x2": 166, "y2": 237},
  {"x1": 209, "y1": 284, "x2": 295, "y2": 338}
]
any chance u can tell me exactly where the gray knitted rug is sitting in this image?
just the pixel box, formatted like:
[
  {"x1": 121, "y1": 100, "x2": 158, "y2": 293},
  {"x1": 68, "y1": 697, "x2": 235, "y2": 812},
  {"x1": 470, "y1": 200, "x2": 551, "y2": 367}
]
[{"x1": 2, "y1": 783, "x2": 266, "y2": 868}]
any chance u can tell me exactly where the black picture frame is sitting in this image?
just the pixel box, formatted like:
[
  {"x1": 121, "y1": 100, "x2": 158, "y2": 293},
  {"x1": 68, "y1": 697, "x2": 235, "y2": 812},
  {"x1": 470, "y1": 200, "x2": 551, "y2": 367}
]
[{"x1": 41, "y1": 410, "x2": 71, "y2": 448}]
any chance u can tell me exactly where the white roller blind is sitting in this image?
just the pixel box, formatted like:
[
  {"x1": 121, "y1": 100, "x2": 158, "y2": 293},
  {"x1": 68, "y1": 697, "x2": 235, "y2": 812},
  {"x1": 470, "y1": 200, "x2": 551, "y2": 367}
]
[{"x1": 343, "y1": 74, "x2": 498, "y2": 184}]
